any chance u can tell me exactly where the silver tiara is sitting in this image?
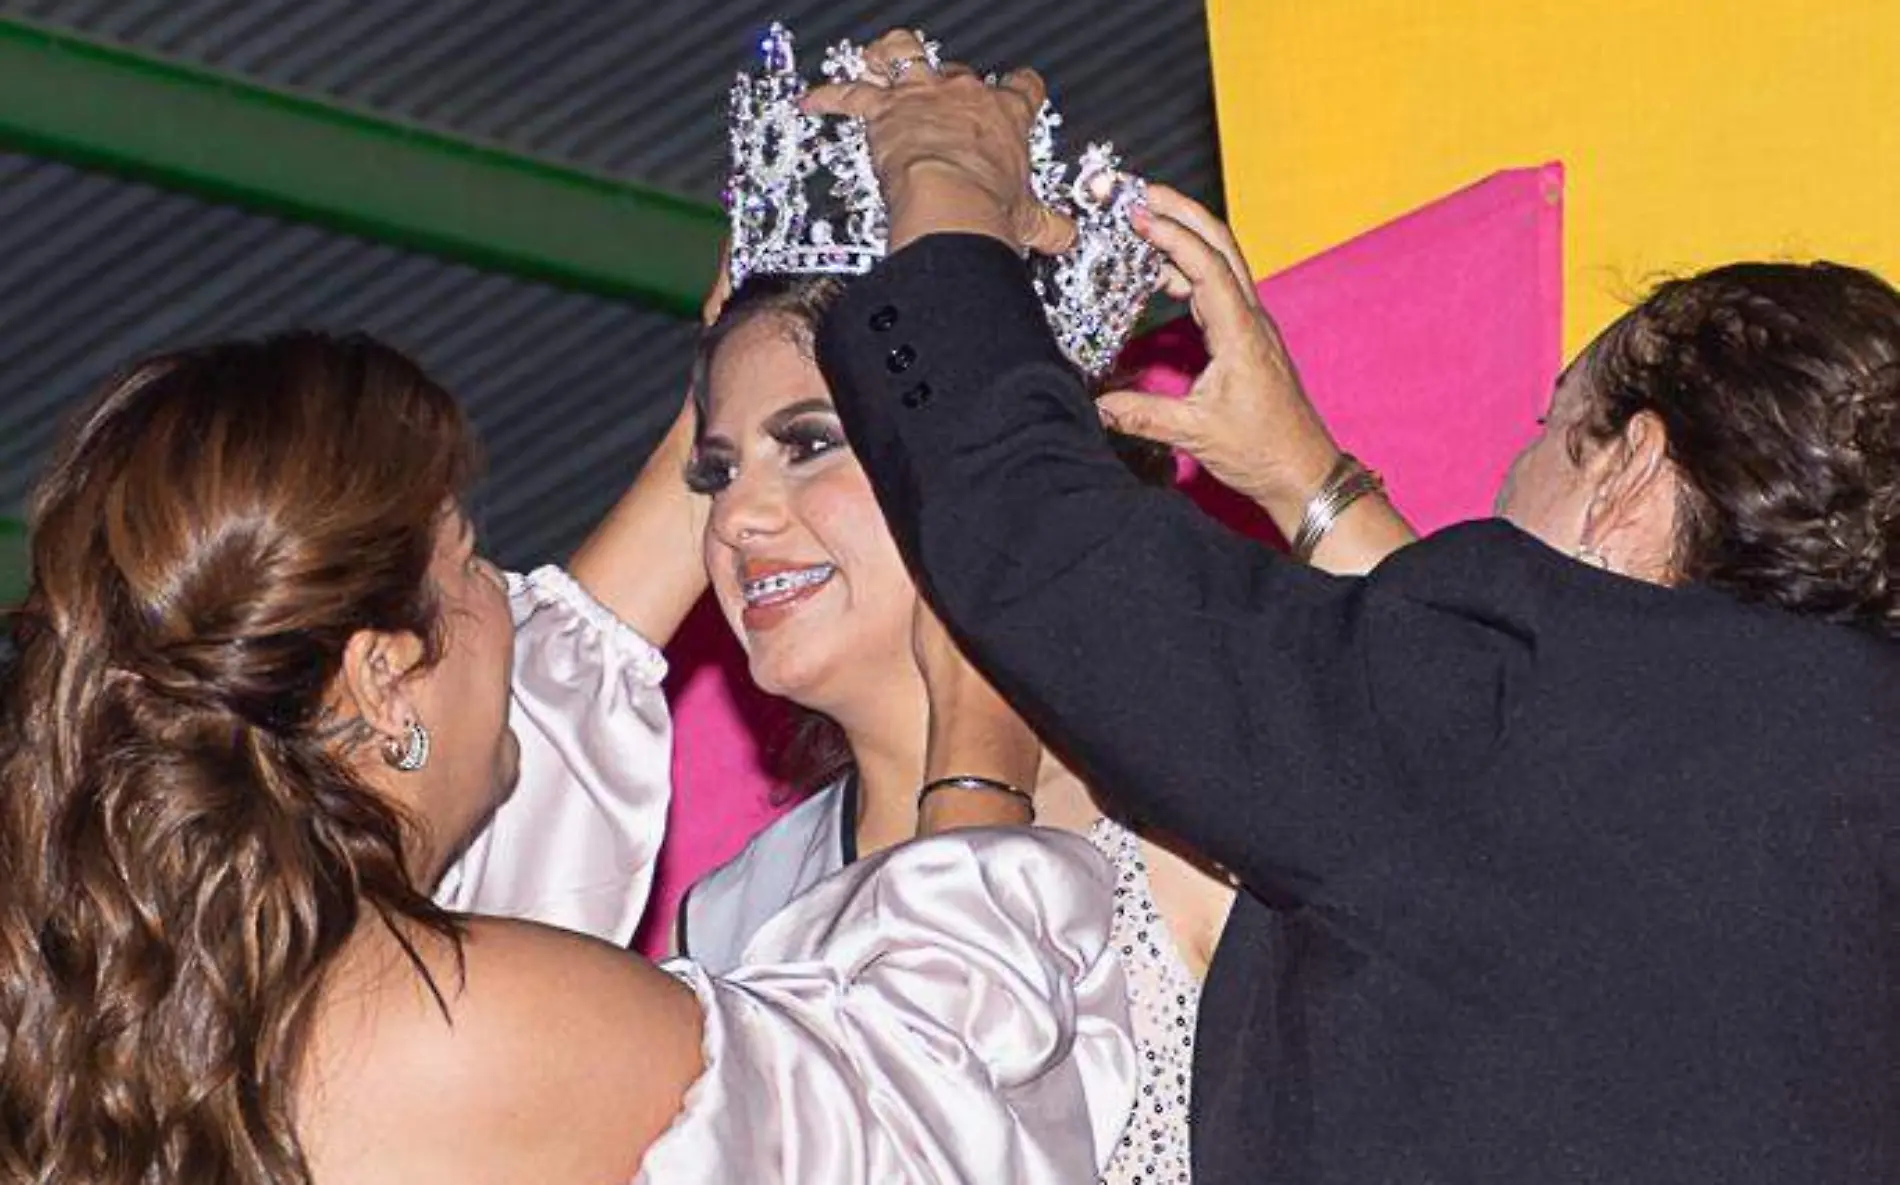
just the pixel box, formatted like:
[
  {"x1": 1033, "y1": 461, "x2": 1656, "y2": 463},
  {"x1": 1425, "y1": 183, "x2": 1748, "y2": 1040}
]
[{"x1": 725, "y1": 23, "x2": 1159, "y2": 377}]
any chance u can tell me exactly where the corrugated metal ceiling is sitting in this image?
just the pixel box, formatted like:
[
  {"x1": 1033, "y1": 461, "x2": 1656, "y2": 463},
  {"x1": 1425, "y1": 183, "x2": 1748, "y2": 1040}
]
[
  {"x1": 0, "y1": 0, "x2": 1218, "y2": 204},
  {"x1": 0, "y1": 151, "x2": 696, "y2": 568},
  {"x1": 0, "y1": 0, "x2": 1217, "y2": 566}
]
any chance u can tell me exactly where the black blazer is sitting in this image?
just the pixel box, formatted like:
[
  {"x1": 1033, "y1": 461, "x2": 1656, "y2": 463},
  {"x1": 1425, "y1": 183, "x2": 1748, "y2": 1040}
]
[{"x1": 817, "y1": 235, "x2": 1899, "y2": 1184}]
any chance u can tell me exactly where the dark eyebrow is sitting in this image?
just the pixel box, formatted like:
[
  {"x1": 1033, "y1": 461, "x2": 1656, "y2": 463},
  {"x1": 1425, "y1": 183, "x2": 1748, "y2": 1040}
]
[{"x1": 760, "y1": 397, "x2": 837, "y2": 435}]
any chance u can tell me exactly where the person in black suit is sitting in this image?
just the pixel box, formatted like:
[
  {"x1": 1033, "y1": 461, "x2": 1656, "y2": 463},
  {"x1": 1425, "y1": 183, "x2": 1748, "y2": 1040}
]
[{"x1": 805, "y1": 32, "x2": 1898, "y2": 1185}]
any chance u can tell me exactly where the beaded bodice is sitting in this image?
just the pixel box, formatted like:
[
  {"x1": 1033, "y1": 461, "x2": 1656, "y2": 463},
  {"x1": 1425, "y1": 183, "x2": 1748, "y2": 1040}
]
[{"x1": 1087, "y1": 818, "x2": 1199, "y2": 1185}]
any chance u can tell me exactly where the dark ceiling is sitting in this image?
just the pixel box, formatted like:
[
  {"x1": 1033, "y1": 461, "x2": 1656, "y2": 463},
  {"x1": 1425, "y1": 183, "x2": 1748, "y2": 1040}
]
[{"x1": 0, "y1": 0, "x2": 1219, "y2": 566}]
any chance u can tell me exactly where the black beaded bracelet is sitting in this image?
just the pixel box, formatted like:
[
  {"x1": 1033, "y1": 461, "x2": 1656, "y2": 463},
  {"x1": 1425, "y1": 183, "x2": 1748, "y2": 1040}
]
[{"x1": 916, "y1": 774, "x2": 1035, "y2": 818}]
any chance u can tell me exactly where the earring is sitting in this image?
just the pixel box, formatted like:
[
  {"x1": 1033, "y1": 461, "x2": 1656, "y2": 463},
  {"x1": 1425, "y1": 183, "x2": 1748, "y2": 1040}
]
[
  {"x1": 1573, "y1": 544, "x2": 1611, "y2": 570},
  {"x1": 383, "y1": 720, "x2": 430, "y2": 772}
]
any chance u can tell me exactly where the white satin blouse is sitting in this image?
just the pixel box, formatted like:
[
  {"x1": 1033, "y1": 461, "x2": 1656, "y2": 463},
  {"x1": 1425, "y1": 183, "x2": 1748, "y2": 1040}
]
[{"x1": 434, "y1": 566, "x2": 1137, "y2": 1183}]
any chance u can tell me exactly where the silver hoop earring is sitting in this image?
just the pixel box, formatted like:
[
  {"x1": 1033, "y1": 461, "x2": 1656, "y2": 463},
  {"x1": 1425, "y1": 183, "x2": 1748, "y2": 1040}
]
[{"x1": 383, "y1": 720, "x2": 430, "y2": 772}]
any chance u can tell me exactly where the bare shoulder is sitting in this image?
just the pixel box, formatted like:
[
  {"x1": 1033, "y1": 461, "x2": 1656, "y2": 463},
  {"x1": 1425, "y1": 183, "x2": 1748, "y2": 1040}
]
[{"x1": 302, "y1": 916, "x2": 704, "y2": 1185}]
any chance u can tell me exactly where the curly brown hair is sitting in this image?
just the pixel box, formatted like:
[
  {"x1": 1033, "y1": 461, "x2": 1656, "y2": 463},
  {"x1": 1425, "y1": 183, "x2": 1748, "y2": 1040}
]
[
  {"x1": 0, "y1": 333, "x2": 478, "y2": 1184},
  {"x1": 1580, "y1": 261, "x2": 1900, "y2": 637}
]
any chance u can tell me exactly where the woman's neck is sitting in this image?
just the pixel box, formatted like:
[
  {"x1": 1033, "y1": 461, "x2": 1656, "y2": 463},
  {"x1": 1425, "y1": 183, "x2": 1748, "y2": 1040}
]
[{"x1": 358, "y1": 761, "x2": 458, "y2": 892}]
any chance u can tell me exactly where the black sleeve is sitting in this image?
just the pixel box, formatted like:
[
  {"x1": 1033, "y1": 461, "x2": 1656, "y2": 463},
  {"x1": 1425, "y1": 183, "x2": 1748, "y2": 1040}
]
[{"x1": 818, "y1": 233, "x2": 1527, "y2": 904}]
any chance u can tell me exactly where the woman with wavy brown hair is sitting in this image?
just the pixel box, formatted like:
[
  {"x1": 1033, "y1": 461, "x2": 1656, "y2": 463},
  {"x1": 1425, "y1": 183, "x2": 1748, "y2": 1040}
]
[{"x1": 0, "y1": 331, "x2": 1135, "y2": 1185}]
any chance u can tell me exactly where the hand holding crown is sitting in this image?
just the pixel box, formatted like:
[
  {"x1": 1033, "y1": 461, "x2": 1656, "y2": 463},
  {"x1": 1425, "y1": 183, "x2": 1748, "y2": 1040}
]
[
  {"x1": 803, "y1": 30, "x2": 1076, "y2": 257},
  {"x1": 730, "y1": 25, "x2": 1157, "y2": 375}
]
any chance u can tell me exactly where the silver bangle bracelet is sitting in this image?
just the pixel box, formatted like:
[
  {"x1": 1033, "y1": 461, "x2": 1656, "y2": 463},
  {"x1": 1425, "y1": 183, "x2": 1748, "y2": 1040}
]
[
  {"x1": 1290, "y1": 454, "x2": 1385, "y2": 563},
  {"x1": 917, "y1": 774, "x2": 1035, "y2": 818}
]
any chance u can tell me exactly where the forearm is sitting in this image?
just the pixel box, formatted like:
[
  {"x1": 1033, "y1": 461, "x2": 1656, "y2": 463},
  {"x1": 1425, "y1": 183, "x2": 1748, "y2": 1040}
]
[
  {"x1": 1219, "y1": 374, "x2": 1418, "y2": 578},
  {"x1": 820, "y1": 235, "x2": 1396, "y2": 888},
  {"x1": 1304, "y1": 493, "x2": 1420, "y2": 576},
  {"x1": 910, "y1": 471, "x2": 1387, "y2": 883},
  {"x1": 915, "y1": 669, "x2": 1041, "y2": 835},
  {"x1": 567, "y1": 398, "x2": 709, "y2": 648}
]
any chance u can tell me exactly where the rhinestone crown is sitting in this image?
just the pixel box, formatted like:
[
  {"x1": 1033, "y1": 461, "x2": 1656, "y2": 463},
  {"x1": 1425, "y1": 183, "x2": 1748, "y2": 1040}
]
[{"x1": 725, "y1": 23, "x2": 1159, "y2": 377}]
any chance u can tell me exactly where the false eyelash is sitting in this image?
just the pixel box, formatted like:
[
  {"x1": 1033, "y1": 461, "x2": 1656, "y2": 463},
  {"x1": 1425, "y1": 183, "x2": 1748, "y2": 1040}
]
[
  {"x1": 683, "y1": 452, "x2": 736, "y2": 494},
  {"x1": 775, "y1": 419, "x2": 847, "y2": 462}
]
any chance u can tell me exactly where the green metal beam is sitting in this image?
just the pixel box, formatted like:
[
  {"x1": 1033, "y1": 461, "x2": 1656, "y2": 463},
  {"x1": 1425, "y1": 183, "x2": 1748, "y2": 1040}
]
[{"x1": 0, "y1": 18, "x2": 724, "y2": 316}]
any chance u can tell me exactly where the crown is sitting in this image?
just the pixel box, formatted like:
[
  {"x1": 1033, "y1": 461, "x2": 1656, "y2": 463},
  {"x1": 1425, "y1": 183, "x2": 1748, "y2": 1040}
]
[{"x1": 724, "y1": 24, "x2": 1159, "y2": 377}]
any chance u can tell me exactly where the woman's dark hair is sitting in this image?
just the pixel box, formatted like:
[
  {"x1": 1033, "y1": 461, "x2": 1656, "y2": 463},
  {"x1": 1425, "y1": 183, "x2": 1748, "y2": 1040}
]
[
  {"x1": 1579, "y1": 261, "x2": 1900, "y2": 636},
  {"x1": 696, "y1": 274, "x2": 1172, "y2": 792},
  {"x1": 0, "y1": 332, "x2": 478, "y2": 1184}
]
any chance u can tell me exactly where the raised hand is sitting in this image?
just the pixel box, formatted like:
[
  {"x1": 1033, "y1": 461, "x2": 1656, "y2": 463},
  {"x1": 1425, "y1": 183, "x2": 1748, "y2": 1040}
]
[
  {"x1": 802, "y1": 29, "x2": 1074, "y2": 256},
  {"x1": 1096, "y1": 186, "x2": 1336, "y2": 512},
  {"x1": 1098, "y1": 186, "x2": 1415, "y2": 571}
]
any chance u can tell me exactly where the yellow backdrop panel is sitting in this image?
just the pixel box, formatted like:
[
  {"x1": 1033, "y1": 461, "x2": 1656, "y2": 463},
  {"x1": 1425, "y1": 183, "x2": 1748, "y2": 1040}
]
[{"x1": 1206, "y1": 1, "x2": 1900, "y2": 353}]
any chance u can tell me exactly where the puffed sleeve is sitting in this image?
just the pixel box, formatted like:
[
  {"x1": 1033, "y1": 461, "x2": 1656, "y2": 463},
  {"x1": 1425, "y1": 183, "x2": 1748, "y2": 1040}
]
[
  {"x1": 637, "y1": 828, "x2": 1136, "y2": 1185},
  {"x1": 433, "y1": 565, "x2": 672, "y2": 946}
]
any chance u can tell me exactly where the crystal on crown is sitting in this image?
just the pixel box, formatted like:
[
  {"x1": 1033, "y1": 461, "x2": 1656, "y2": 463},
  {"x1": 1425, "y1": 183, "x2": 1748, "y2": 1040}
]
[{"x1": 725, "y1": 23, "x2": 1159, "y2": 377}]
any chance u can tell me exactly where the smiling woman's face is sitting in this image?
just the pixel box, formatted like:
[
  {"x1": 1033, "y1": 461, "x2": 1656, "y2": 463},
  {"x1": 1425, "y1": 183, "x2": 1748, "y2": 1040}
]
[{"x1": 689, "y1": 313, "x2": 920, "y2": 716}]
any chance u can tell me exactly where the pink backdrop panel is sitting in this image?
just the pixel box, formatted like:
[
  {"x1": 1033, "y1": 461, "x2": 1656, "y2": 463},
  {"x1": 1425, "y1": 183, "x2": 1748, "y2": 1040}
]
[
  {"x1": 636, "y1": 164, "x2": 1564, "y2": 954},
  {"x1": 1121, "y1": 162, "x2": 1565, "y2": 539},
  {"x1": 634, "y1": 600, "x2": 790, "y2": 953}
]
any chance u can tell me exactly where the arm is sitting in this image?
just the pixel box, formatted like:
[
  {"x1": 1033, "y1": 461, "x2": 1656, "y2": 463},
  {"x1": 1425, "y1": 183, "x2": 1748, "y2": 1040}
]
[
  {"x1": 1097, "y1": 185, "x2": 1418, "y2": 576},
  {"x1": 434, "y1": 567, "x2": 672, "y2": 944},
  {"x1": 911, "y1": 600, "x2": 1042, "y2": 834},
  {"x1": 802, "y1": 51, "x2": 1515, "y2": 905},
  {"x1": 817, "y1": 234, "x2": 1520, "y2": 903},
  {"x1": 436, "y1": 256, "x2": 725, "y2": 934},
  {"x1": 566, "y1": 389, "x2": 709, "y2": 648},
  {"x1": 381, "y1": 826, "x2": 1137, "y2": 1185},
  {"x1": 567, "y1": 242, "x2": 730, "y2": 647}
]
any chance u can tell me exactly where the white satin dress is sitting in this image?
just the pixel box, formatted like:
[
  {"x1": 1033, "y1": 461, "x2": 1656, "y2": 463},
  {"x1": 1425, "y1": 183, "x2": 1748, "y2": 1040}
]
[{"x1": 435, "y1": 566, "x2": 1138, "y2": 1184}]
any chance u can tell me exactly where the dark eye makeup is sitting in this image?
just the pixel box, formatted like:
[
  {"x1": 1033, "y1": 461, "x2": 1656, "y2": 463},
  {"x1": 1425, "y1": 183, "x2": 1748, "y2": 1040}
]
[
  {"x1": 684, "y1": 447, "x2": 737, "y2": 495},
  {"x1": 775, "y1": 415, "x2": 846, "y2": 463},
  {"x1": 683, "y1": 406, "x2": 848, "y2": 495}
]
